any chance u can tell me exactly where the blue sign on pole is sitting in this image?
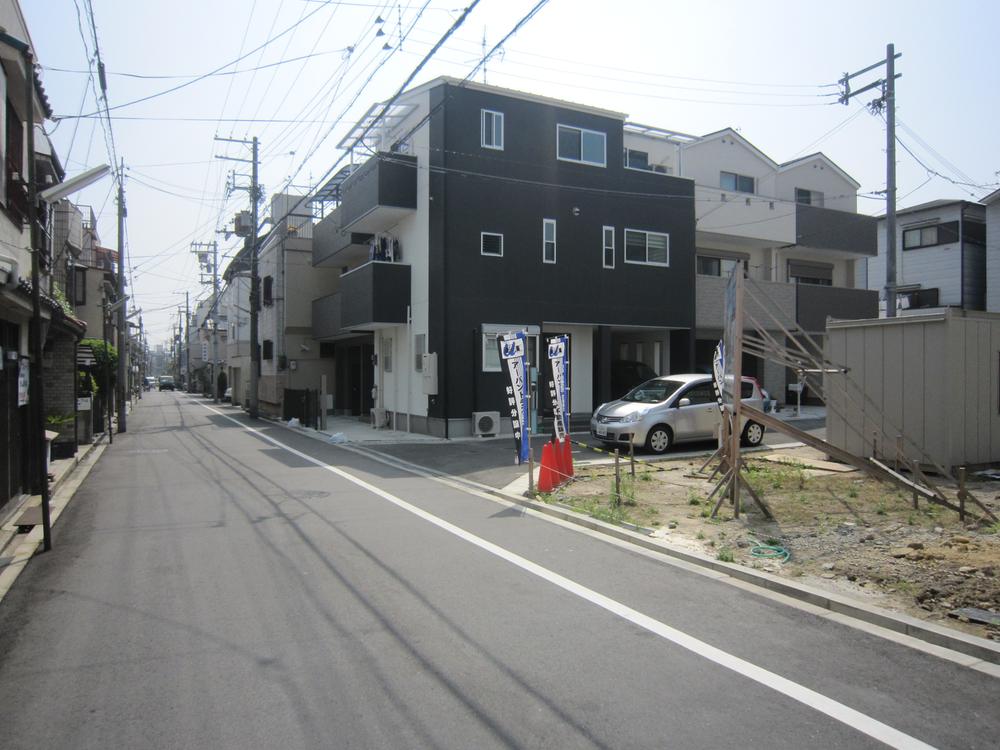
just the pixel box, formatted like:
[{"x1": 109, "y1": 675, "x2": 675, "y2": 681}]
[{"x1": 498, "y1": 332, "x2": 529, "y2": 464}]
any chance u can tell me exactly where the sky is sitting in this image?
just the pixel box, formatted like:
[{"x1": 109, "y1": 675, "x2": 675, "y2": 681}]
[{"x1": 21, "y1": 0, "x2": 1000, "y2": 346}]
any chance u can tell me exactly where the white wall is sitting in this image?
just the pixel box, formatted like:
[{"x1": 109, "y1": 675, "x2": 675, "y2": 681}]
[
  {"x1": 774, "y1": 158, "x2": 857, "y2": 212},
  {"x1": 543, "y1": 324, "x2": 594, "y2": 414},
  {"x1": 863, "y1": 204, "x2": 966, "y2": 307},
  {"x1": 680, "y1": 132, "x2": 777, "y2": 197},
  {"x1": 987, "y1": 200, "x2": 1000, "y2": 312}
]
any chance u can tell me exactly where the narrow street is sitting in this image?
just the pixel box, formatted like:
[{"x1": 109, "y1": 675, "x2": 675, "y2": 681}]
[{"x1": 0, "y1": 392, "x2": 995, "y2": 749}]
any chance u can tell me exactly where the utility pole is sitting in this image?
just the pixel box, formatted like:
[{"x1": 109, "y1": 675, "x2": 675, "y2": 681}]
[
  {"x1": 216, "y1": 135, "x2": 260, "y2": 418},
  {"x1": 24, "y1": 48, "x2": 52, "y2": 550},
  {"x1": 185, "y1": 290, "x2": 191, "y2": 392},
  {"x1": 116, "y1": 159, "x2": 128, "y2": 431},
  {"x1": 192, "y1": 241, "x2": 220, "y2": 401},
  {"x1": 839, "y1": 44, "x2": 901, "y2": 318}
]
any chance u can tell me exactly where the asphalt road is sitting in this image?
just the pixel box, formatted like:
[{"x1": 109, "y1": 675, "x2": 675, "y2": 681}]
[
  {"x1": 0, "y1": 392, "x2": 994, "y2": 749},
  {"x1": 367, "y1": 419, "x2": 828, "y2": 491}
]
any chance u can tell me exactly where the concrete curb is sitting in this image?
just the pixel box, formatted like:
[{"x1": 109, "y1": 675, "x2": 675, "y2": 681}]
[{"x1": 0, "y1": 437, "x2": 108, "y2": 604}]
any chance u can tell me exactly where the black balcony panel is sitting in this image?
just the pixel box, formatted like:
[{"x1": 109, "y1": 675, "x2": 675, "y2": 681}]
[
  {"x1": 796, "y1": 284, "x2": 878, "y2": 333},
  {"x1": 796, "y1": 203, "x2": 877, "y2": 255},
  {"x1": 312, "y1": 292, "x2": 343, "y2": 340},
  {"x1": 339, "y1": 152, "x2": 417, "y2": 233},
  {"x1": 313, "y1": 207, "x2": 373, "y2": 268},
  {"x1": 340, "y1": 261, "x2": 410, "y2": 330}
]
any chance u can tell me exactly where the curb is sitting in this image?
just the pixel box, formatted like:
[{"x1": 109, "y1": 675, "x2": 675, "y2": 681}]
[
  {"x1": 0, "y1": 437, "x2": 108, "y2": 604},
  {"x1": 249, "y1": 408, "x2": 1000, "y2": 669}
]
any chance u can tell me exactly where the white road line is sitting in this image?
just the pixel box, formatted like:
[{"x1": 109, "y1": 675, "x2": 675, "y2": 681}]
[{"x1": 191, "y1": 400, "x2": 935, "y2": 750}]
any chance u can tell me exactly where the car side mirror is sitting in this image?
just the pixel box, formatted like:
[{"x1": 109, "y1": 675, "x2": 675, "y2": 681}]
[{"x1": 677, "y1": 397, "x2": 691, "y2": 407}]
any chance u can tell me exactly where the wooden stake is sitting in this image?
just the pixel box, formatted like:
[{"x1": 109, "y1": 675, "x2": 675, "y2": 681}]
[
  {"x1": 958, "y1": 466, "x2": 966, "y2": 523},
  {"x1": 629, "y1": 437, "x2": 635, "y2": 478},
  {"x1": 614, "y1": 448, "x2": 621, "y2": 507}
]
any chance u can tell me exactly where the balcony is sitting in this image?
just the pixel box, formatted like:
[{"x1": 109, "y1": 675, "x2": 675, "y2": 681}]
[
  {"x1": 795, "y1": 203, "x2": 877, "y2": 256},
  {"x1": 696, "y1": 274, "x2": 796, "y2": 331},
  {"x1": 340, "y1": 261, "x2": 410, "y2": 330},
  {"x1": 695, "y1": 185, "x2": 796, "y2": 246},
  {"x1": 339, "y1": 152, "x2": 417, "y2": 233},
  {"x1": 312, "y1": 206, "x2": 372, "y2": 268},
  {"x1": 312, "y1": 291, "x2": 343, "y2": 340},
  {"x1": 795, "y1": 284, "x2": 878, "y2": 333}
]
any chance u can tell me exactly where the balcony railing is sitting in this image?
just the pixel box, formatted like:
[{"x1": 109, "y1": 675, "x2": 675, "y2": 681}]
[
  {"x1": 795, "y1": 203, "x2": 877, "y2": 255},
  {"x1": 338, "y1": 152, "x2": 417, "y2": 233},
  {"x1": 795, "y1": 283, "x2": 878, "y2": 332},
  {"x1": 340, "y1": 261, "x2": 410, "y2": 330},
  {"x1": 312, "y1": 205, "x2": 373, "y2": 269}
]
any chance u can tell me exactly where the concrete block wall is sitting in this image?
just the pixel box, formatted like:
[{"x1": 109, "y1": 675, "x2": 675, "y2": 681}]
[{"x1": 43, "y1": 333, "x2": 79, "y2": 443}]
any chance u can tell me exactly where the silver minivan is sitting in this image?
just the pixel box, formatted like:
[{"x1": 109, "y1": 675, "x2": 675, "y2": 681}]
[{"x1": 590, "y1": 373, "x2": 765, "y2": 454}]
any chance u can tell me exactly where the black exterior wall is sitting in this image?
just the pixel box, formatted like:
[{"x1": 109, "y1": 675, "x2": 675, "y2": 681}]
[{"x1": 425, "y1": 83, "x2": 696, "y2": 428}]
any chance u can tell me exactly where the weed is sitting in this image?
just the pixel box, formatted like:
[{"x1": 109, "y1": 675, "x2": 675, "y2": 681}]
[
  {"x1": 639, "y1": 470, "x2": 653, "y2": 482},
  {"x1": 700, "y1": 508, "x2": 711, "y2": 518},
  {"x1": 717, "y1": 547, "x2": 734, "y2": 563},
  {"x1": 696, "y1": 530, "x2": 705, "y2": 540},
  {"x1": 765, "y1": 536, "x2": 781, "y2": 546},
  {"x1": 987, "y1": 520, "x2": 1000, "y2": 535},
  {"x1": 708, "y1": 539, "x2": 716, "y2": 547},
  {"x1": 611, "y1": 475, "x2": 638, "y2": 507},
  {"x1": 906, "y1": 513, "x2": 916, "y2": 526},
  {"x1": 876, "y1": 501, "x2": 887, "y2": 516},
  {"x1": 848, "y1": 487, "x2": 858, "y2": 499}
]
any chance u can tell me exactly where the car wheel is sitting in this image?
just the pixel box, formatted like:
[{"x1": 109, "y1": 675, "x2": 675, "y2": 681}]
[
  {"x1": 741, "y1": 421, "x2": 764, "y2": 447},
  {"x1": 646, "y1": 425, "x2": 673, "y2": 454}
]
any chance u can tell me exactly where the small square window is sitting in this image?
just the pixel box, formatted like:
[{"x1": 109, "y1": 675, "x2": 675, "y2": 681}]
[
  {"x1": 481, "y1": 232, "x2": 503, "y2": 257},
  {"x1": 481, "y1": 109, "x2": 503, "y2": 150},
  {"x1": 543, "y1": 219, "x2": 556, "y2": 264}
]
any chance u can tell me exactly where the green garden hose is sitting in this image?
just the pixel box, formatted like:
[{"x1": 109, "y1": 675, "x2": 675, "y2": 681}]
[{"x1": 749, "y1": 541, "x2": 791, "y2": 563}]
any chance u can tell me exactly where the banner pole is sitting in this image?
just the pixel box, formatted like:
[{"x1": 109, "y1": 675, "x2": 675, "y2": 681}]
[{"x1": 527, "y1": 364, "x2": 534, "y2": 494}]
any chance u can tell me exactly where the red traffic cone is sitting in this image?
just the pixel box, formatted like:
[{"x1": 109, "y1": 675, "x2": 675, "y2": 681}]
[
  {"x1": 537, "y1": 442, "x2": 556, "y2": 493},
  {"x1": 562, "y1": 437, "x2": 574, "y2": 479},
  {"x1": 550, "y1": 438, "x2": 565, "y2": 486}
]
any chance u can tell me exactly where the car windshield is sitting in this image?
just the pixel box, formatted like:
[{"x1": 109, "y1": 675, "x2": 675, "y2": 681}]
[{"x1": 621, "y1": 378, "x2": 686, "y2": 404}]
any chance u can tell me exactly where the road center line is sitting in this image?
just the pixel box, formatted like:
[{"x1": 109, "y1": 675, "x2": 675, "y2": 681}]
[{"x1": 191, "y1": 399, "x2": 935, "y2": 750}]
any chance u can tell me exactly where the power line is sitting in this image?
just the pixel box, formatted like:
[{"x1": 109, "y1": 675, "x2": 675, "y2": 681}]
[{"x1": 55, "y1": 0, "x2": 337, "y2": 120}]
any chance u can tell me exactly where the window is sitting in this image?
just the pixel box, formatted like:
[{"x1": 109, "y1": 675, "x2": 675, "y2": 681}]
[
  {"x1": 720, "y1": 171, "x2": 754, "y2": 194},
  {"x1": 543, "y1": 219, "x2": 556, "y2": 263},
  {"x1": 602, "y1": 226, "x2": 615, "y2": 269},
  {"x1": 482, "y1": 327, "x2": 539, "y2": 372},
  {"x1": 262, "y1": 339, "x2": 274, "y2": 360},
  {"x1": 481, "y1": 109, "x2": 503, "y2": 150},
  {"x1": 680, "y1": 383, "x2": 715, "y2": 405},
  {"x1": 381, "y1": 336, "x2": 392, "y2": 373},
  {"x1": 696, "y1": 255, "x2": 742, "y2": 277},
  {"x1": 557, "y1": 125, "x2": 606, "y2": 167},
  {"x1": 624, "y1": 229, "x2": 669, "y2": 266},
  {"x1": 481, "y1": 232, "x2": 503, "y2": 257},
  {"x1": 624, "y1": 148, "x2": 650, "y2": 170},
  {"x1": 788, "y1": 260, "x2": 833, "y2": 286},
  {"x1": 903, "y1": 225, "x2": 939, "y2": 250},
  {"x1": 483, "y1": 332, "x2": 501, "y2": 372},
  {"x1": 74, "y1": 267, "x2": 86, "y2": 305},
  {"x1": 414, "y1": 333, "x2": 425, "y2": 371},
  {"x1": 262, "y1": 275, "x2": 274, "y2": 306},
  {"x1": 795, "y1": 187, "x2": 824, "y2": 207}
]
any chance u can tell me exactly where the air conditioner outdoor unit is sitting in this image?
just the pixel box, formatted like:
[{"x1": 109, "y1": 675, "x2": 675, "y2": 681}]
[{"x1": 472, "y1": 411, "x2": 500, "y2": 437}]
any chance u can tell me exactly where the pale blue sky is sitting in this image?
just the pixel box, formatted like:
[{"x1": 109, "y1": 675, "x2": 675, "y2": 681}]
[{"x1": 23, "y1": 0, "x2": 1000, "y2": 343}]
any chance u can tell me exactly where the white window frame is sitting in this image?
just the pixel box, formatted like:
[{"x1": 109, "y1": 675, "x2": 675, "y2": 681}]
[
  {"x1": 481, "y1": 231, "x2": 504, "y2": 257},
  {"x1": 602, "y1": 225, "x2": 615, "y2": 269},
  {"x1": 624, "y1": 228, "x2": 670, "y2": 267},
  {"x1": 543, "y1": 219, "x2": 556, "y2": 264},
  {"x1": 481, "y1": 109, "x2": 504, "y2": 151},
  {"x1": 556, "y1": 124, "x2": 606, "y2": 167}
]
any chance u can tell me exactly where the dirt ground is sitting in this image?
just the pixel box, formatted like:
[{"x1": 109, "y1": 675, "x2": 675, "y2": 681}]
[{"x1": 540, "y1": 445, "x2": 1000, "y2": 641}]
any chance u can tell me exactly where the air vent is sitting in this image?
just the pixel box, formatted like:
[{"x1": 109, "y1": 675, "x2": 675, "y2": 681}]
[{"x1": 472, "y1": 411, "x2": 500, "y2": 437}]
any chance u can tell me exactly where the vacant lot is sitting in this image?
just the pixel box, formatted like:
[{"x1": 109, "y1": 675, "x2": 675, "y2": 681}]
[{"x1": 541, "y1": 445, "x2": 1000, "y2": 641}]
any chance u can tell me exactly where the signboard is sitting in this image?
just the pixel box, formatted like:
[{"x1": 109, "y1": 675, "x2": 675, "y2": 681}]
[
  {"x1": 546, "y1": 335, "x2": 569, "y2": 440},
  {"x1": 18, "y1": 358, "x2": 29, "y2": 406},
  {"x1": 498, "y1": 332, "x2": 529, "y2": 464}
]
